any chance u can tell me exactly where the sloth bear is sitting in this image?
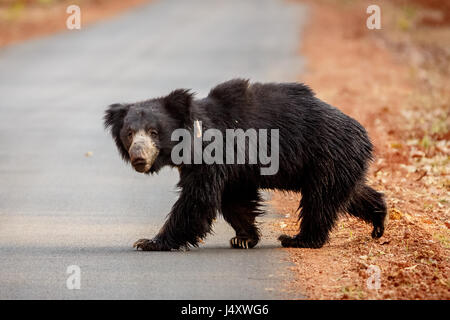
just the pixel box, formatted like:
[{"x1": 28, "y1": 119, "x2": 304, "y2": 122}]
[{"x1": 104, "y1": 79, "x2": 387, "y2": 251}]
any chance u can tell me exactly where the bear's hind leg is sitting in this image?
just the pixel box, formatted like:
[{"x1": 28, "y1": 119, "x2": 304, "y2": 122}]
[
  {"x1": 222, "y1": 188, "x2": 262, "y2": 249},
  {"x1": 279, "y1": 191, "x2": 340, "y2": 249},
  {"x1": 346, "y1": 183, "x2": 388, "y2": 239}
]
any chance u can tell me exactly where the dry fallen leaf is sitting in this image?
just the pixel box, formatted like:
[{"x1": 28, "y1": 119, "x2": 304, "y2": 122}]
[
  {"x1": 389, "y1": 208, "x2": 403, "y2": 220},
  {"x1": 405, "y1": 265, "x2": 418, "y2": 270},
  {"x1": 390, "y1": 142, "x2": 403, "y2": 149}
]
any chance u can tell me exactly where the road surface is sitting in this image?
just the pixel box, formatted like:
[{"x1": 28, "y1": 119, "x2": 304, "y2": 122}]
[{"x1": 0, "y1": 0, "x2": 307, "y2": 299}]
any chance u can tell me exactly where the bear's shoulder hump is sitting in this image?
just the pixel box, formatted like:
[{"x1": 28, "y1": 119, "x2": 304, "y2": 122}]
[{"x1": 207, "y1": 78, "x2": 250, "y2": 107}]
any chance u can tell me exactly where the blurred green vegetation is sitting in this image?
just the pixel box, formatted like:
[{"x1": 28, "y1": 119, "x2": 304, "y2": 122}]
[{"x1": 396, "y1": 5, "x2": 417, "y2": 31}]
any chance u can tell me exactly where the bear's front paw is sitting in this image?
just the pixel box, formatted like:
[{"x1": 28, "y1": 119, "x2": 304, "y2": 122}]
[
  {"x1": 230, "y1": 236, "x2": 258, "y2": 249},
  {"x1": 133, "y1": 238, "x2": 170, "y2": 251}
]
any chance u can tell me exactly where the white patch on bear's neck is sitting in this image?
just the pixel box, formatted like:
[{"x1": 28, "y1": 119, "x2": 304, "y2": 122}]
[{"x1": 194, "y1": 120, "x2": 202, "y2": 138}]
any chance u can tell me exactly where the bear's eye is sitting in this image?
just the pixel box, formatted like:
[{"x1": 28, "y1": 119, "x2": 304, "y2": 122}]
[
  {"x1": 148, "y1": 129, "x2": 158, "y2": 138},
  {"x1": 127, "y1": 130, "x2": 133, "y2": 139}
]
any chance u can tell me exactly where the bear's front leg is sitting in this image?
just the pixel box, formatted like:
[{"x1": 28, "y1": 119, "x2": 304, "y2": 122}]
[{"x1": 134, "y1": 168, "x2": 223, "y2": 251}]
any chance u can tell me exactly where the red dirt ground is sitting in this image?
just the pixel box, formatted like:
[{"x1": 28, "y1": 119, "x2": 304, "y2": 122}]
[{"x1": 0, "y1": 0, "x2": 150, "y2": 47}]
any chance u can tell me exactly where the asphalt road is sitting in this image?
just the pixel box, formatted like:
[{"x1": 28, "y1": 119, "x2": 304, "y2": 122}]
[{"x1": 0, "y1": 0, "x2": 307, "y2": 299}]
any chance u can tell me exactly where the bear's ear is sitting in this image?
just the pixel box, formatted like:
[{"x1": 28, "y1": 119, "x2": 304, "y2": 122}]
[
  {"x1": 104, "y1": 103, "x2": 130, "y2": 162},
  {"x1": 104, "y1": 103, "x2": 129, "y2": 129},
  {"x1": 163, "y1": 89, "x2": 194, "y2": 123}
]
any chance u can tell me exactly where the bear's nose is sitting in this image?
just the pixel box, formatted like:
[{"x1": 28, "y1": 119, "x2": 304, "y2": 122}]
[
  {"x1": 131, "y1": 157, "x2": 146, "y2": 166},
  {"x1": 129, "y1": 142, "x2": 147, "y2": 162}
]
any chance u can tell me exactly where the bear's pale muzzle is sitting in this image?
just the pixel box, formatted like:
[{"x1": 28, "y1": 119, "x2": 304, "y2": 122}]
[{"x1": 129, "y1": 130, "x2": 159, "y2": 173}]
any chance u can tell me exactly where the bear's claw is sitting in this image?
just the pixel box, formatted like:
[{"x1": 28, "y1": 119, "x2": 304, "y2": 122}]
[
  {"x1": 230, "y1": 237, "x2": 257, "y2": 249},
  {"x1": 371, "y1": 209, "x2": 389, "y2": 239},
  {"x1": 371, "y1": 225, "x2": 384, "y2": 239}
]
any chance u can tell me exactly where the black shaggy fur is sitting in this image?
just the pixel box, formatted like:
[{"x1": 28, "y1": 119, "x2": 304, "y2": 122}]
[{"x1": 104, "y1": 79, "x2": 387, "y2": 251}]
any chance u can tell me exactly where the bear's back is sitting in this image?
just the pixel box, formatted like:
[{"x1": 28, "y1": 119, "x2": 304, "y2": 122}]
[{"x1": 205, "y1": 79, "x2": 315, "y2": 125}]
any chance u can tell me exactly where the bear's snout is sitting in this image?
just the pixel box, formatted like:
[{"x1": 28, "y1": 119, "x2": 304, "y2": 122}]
[
  {"x1": 131, "y1": 157, "x2": 148, "y2": 172},
  {"x1": 129, "y1": 130, "x2": 159, "y2": 173}
]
